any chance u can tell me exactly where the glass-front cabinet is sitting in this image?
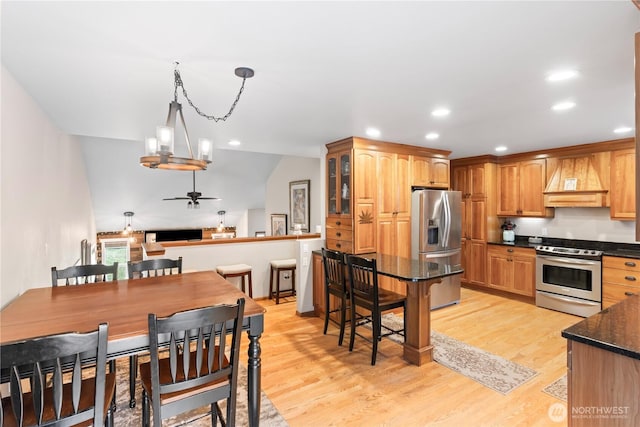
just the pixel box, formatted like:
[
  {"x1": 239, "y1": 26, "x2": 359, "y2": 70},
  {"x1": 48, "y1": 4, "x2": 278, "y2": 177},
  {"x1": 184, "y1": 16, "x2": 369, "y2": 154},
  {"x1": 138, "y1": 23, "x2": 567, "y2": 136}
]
[{"x1": 327, "y1": 150, "x2": 351, "y2": 215}]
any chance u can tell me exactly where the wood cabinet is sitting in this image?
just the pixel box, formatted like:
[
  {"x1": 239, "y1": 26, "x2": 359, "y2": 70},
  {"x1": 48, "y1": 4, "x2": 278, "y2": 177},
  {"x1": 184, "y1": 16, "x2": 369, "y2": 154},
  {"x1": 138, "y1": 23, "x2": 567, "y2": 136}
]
[
  {"x1": 602, "y1": 255, "x2": 640, "y2": 308},
  {"x1": 497, "y1": 159, "x2": 552, "y2": 217},
  {"x1": 486, "y1": 245, "x2": 535, "y2": 297},
  {"x1": 451, "y1": 160, "x2": 498, "y2": 288},
  {"x1": 412, "y1": 155, "x2": 450, "y2": 188},
  {"x1": 326, "y1": 139, "x2": 377, "y2": 254},
  {"x1": 610, "y1": 148, "x2": 636, "y2": 220}
]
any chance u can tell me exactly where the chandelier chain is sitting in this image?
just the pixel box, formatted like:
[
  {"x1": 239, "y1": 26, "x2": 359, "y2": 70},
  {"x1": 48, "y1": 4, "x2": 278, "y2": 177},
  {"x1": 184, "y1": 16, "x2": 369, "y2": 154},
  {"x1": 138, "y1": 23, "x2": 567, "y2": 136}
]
[{"x1": 173, "y1": 69, "x2": 248, "y2": 123}]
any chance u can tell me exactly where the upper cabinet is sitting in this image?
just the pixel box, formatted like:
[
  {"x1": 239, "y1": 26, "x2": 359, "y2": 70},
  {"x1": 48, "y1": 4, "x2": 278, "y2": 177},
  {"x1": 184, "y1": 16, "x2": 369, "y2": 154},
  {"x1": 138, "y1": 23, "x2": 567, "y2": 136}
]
[
  {"x1": 497, "y1": 159, "x2": 553, "y2": 217},
  {"x1": 610, "y1": 148, "x2": 636, "y2": 220},
  {"x1": 327, "y1": 150, "x2": 351, "y2": 216},
  {"x1": 454, "y1": 163, "x2": 487, "y2": 199},
  {"x1": 412, "y1": 156, "x2": 450, "y2": 188}
]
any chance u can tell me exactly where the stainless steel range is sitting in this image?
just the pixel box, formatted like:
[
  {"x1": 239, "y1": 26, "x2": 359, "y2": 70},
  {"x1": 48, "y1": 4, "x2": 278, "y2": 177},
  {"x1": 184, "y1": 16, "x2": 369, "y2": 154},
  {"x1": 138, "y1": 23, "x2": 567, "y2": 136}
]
[{"x1": 535, "y1": 245, "x2": 602, "y2": 317}]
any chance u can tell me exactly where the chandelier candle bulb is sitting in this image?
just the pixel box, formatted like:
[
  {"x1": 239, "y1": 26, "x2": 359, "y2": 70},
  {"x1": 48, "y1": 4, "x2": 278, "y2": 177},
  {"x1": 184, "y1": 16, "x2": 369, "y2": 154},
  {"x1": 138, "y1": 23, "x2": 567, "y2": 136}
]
[
  {"x1": 198, "y1": 138, "x2": 212, "y2": 161},
  {"x1": 156, "y1": 126, "x2": 174, "y2": 154},
  {"x1": 145, "y1": 137, "x2": 158, "y2": 156}
]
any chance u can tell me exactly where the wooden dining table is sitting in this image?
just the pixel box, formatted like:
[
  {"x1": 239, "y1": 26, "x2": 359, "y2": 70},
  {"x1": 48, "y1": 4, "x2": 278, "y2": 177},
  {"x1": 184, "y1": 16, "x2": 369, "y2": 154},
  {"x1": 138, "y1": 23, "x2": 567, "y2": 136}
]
[{"x1": 0, "y1": 270, "x2": 266, "y2": 427}]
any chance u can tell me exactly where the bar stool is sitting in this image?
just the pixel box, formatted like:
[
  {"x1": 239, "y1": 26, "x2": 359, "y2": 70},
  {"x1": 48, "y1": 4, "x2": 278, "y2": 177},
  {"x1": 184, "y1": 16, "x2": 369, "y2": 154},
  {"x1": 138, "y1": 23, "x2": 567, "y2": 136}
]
[
  {"x1": 269, "y1": 258, "x2": 296, "y2": 304},
  {"x1": 216, "y1": 264, "x2": 253, "y2": 298}
]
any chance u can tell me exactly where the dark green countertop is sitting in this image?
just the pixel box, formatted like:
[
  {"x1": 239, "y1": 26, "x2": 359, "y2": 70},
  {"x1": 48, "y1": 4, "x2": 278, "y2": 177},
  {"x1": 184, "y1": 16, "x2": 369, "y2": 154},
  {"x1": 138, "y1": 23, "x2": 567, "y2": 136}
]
[{"x1": 562, "y1": 294, "x2": 640, "y2": 360}]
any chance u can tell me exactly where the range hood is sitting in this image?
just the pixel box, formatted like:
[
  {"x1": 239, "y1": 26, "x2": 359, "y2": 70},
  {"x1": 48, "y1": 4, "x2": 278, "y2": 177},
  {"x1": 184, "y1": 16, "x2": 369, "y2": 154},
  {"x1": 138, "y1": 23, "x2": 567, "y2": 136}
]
[{"x1": 543, "y1": 154, "x2": 609, "y2": 207}]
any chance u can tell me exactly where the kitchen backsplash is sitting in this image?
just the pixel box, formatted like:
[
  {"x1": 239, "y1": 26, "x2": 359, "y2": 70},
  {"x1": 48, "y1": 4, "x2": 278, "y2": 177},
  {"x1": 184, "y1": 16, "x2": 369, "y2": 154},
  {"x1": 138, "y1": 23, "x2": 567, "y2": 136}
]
[{"x1": 512, "y1": 207, "x2": 636, "y2": 244}]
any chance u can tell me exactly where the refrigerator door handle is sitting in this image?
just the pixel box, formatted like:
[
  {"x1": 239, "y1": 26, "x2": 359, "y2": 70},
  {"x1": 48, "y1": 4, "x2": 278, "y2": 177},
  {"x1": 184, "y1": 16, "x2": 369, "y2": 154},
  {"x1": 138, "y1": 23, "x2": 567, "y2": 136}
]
[{"x1": 442, "y1": 193, "x2": 450, "y2": 248}]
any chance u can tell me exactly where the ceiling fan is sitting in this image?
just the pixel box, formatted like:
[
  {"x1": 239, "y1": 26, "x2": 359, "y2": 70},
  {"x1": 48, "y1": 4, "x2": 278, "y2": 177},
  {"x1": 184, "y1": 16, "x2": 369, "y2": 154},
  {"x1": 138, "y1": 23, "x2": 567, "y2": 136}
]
[{"x1": 163, "y1": 171, "x2": 220, "y2": 208}]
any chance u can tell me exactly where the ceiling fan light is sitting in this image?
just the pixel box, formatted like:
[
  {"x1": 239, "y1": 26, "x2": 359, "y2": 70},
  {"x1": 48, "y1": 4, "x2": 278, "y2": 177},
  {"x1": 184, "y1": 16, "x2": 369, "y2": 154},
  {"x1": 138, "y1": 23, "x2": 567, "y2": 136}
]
[
  {"x1": 194, "y1": 201, "x2": 200, "y2": 209},
  {"x1": 187, "y1": 200, "x2": 193, "y2": 209}
]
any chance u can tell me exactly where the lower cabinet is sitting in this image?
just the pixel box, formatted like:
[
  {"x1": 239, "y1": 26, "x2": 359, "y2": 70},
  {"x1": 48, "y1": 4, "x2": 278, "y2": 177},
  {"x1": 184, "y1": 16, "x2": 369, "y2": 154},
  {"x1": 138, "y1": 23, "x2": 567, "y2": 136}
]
[
  {"x1": 312, "y1": 252, "x2": 326, "y2": 316},
  {"x1": 602, "y1": 255, "x2": 640, "y2": 308},
  {"x1": 461, "y1": 239, "x2": 487, "y2": 286},
  {"x1": 486, "y1": 245, "x2": 535, "y2": 297}
]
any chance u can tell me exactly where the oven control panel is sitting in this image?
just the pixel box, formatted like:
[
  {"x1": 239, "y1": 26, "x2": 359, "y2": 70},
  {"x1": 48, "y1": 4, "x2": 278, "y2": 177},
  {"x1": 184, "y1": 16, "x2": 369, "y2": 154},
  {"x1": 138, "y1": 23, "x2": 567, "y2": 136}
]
[{"x1": 535, "y1": 245, "x2": 602, "y2": 260}]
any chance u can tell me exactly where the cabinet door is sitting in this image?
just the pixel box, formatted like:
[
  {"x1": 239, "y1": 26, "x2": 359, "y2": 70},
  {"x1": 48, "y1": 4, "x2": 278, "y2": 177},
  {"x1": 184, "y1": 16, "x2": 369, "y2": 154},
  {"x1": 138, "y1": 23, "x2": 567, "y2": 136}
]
[
  {"x1": 497, "y1": 163, "x2": 519, "y2": 216},
  {"x1": 395, "y1": 216, "x2": 412, "y2": 258},
  {"x1": 312, "y1": 253, "x2": 325, "y2": 315},
  {"x1": 377, "y1": 152, "x2": 396, "y2": 218},
  {"x1": 518, "y1": 159, "x2": 547, "y2": 216},
  {"x1": 414, "y1": 156, "x2": 450, "y2": 188},
  {"x1": 327, "y1": 149, "x2": 351, "y2": 216},
  {"x1": 327, "y1": 153, "x2": 339, "y2": 215},
  {"x1": 412, "y1": 156, "x2": 432, "y2": 187},
  {"x1": 396, "y1": 154, "x2": 411, "y2": 216},
  {"x1": 468, "y1": 164, "x2": 486, "y2": 198},
  {"x1": 430, "y1": 159, "x2": 450, "y2": 188},
  {"x1": 610, "y1": 149, "x2": 636, "y2": 220},
  {"x1": 469, "y1": 199, "x2": 486, "y2": 241},
  {"x1": 468, "y1": 241, "x2": 487, "y2": 285},
  {"x1": 512, "y1": 254, "x2": 535, "y2": 296},
  {"x1": 353, "y1": 150, "x2": 377, "y2": 253},
  {"x1": 452, "y1": 166, "x2": 469, "y2": 196},
  {"x1": 487, "y1": 250, "x2": 511, "y2": 290}
]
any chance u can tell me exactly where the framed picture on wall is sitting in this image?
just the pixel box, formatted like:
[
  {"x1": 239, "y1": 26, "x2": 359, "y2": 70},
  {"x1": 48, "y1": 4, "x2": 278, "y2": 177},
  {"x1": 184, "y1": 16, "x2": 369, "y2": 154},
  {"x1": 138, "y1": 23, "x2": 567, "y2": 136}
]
[
  {"x1": 289, "y1": 179, "x2": 310, "y2": 232},
  {"x1": 271, "y1": 214, "x2": 287, "y2": 236}
]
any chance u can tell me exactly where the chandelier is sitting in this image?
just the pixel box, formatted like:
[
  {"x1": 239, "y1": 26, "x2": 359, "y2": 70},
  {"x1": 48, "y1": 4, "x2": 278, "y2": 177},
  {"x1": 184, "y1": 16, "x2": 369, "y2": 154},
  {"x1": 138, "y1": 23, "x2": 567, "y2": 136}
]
[{"x1": 140, "y1": 62, "x2": 254, "y2": 171}]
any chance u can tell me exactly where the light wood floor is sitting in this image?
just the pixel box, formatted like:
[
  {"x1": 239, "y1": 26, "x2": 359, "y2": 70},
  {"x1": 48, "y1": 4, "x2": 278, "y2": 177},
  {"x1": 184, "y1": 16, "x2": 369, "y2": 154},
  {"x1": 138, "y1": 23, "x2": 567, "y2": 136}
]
[{"x1": 252, "y1": 287, "x2": 580, "y2": 427}]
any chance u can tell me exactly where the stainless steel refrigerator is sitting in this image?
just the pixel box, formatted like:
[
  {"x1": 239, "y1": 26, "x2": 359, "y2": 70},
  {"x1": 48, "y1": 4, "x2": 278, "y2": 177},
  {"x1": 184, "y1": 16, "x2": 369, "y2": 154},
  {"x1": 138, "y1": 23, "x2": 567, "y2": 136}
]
[{"x1": 411, "y1": 188, "x2": 462, "y2": 309}]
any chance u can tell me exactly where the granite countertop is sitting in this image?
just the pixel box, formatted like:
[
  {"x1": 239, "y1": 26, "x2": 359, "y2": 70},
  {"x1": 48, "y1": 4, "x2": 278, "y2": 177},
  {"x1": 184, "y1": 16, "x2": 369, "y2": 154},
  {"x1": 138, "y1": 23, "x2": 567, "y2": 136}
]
[
  {"x1": 562, "y1": 294, "x2": 640, "y2": 360},
  {"x1": 488, "y1": 236, "x2": 640, "y2": 258}
]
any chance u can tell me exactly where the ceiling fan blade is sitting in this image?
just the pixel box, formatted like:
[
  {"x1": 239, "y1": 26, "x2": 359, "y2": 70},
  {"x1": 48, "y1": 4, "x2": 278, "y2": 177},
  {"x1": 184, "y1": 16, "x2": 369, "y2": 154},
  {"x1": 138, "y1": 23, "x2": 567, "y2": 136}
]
[
  {"x1": 163, "y1": 197, "x2": 190, "y2": 200},
  {"x1": 197, "y1": 197, "x2": 221, "y2": 200}
]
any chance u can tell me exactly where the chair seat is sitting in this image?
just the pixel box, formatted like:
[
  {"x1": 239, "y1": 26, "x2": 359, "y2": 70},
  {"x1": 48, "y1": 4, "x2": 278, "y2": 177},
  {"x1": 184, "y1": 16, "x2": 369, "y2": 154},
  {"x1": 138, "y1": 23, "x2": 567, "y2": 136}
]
[
  {"x1": 216, "y1": 264, "x2": 252, "y2": 275},
  {"x1": 1, "y1": 372, "x2": 116, "y2": 427},
  {"x1": 270, "y1": 259, "x2": 296, "y2": 269}
]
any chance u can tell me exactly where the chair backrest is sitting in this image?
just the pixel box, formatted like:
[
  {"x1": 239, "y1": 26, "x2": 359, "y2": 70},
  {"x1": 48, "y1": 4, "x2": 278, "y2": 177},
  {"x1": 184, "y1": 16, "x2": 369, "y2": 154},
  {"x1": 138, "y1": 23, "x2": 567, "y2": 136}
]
[
  {"x1": 128, "y1": 257, "x2": 182, "y2": 279},
  {"x1": 0, "y1": 323, "x2": 109, "y2": 426},
  {"x1": 51, "y1": 263, "x2": 119, "y2": 286},
  {"x1": 346, "y1": 255, "x2": 379, "y2": 306},
  {"x1": 147, "y1": 298, "x2": 245, "y2": 418},
  {"x1": 322, "y1": 248, "x2": 347, "y2": 294}
]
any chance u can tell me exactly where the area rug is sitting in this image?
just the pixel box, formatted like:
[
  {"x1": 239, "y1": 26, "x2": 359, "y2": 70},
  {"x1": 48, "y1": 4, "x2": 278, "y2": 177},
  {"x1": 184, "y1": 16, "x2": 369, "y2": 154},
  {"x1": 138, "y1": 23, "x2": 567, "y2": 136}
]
[
  {"x1": 542, "y1": 374, "x2": 567, "y2": 401},
  {"x1": 112, "y1": 358, "x2": 288, "y2": 426},
  {"x1": 368, "y1": 313, "x2": 539, "y2": 395}
]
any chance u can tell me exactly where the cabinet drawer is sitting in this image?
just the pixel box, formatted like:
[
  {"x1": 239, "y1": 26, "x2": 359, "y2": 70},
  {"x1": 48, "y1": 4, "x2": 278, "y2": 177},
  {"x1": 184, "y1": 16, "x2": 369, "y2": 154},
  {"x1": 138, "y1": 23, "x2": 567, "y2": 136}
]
[
  {"x1": 326, "y1": 238, "x2": 353, "y2": 253},
  {"x1": 326, "y1": 217, "x2": 353, "y2": 230},
  {"x1": 603, "y1": 282, "x2": 640, "y2": 307},
  {"x1": 603, "y1": 256, "x2": 640, "y2": 273},
  {"x1": 488, "y1": 245, "x2": 535, "y2": 257},
  {"x1": 325, "y1": 227, "x2": 353, "y2": 241},
  {"x1": 602, "y1": 267, "x2": 640, "y2": 286}
]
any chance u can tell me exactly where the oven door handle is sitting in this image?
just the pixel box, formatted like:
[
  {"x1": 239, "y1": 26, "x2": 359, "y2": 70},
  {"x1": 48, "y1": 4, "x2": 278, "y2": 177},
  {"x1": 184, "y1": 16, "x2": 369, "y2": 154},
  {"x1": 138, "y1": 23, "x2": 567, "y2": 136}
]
[{"x1": 537, "y1": 255, "x2": 600, "y2": 266}]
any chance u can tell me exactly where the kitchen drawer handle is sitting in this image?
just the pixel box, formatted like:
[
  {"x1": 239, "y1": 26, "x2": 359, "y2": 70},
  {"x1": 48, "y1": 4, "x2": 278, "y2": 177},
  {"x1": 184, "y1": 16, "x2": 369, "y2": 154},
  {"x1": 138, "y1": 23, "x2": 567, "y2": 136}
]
[
  {"x1": 336, "y1": 221, "x2": 341, "y2": 226},
  {"x1": 336, "y1": 232, "x2": 341, "y2": 237},
  {"x1": 624, "y1": 276, "x2": 637, "y2": 282},
  {"x1": 507, "y1": 249, "x2": 514, "y2": 253},
  {"x1": 625, "y1": 291, "x2": 637, "y2": 296},
  {"x1": 625, "y1": 261, "x2": 637, "y2": 267},
  {"x1": 336, "y1": 243, "x2": 341, "y2": 248}
]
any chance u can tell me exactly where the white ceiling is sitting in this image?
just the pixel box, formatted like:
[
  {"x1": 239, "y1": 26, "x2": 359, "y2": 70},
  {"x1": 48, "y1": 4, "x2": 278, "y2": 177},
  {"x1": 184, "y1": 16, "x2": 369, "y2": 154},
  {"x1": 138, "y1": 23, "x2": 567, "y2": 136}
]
[{"x1": 1, "y1": 1, "x2": 638, "y2": 231}]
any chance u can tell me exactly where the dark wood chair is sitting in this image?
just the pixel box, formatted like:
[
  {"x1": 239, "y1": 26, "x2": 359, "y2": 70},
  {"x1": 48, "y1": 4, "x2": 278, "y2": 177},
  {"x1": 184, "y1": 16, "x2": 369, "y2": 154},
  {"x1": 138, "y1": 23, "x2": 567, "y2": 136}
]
[
  {"x1": 127, "y1": 257, "x2": 182, "y2": 279},
  {"x1": 346, "y1": 255, "x2": 406, "y2": 365},
  {"x1": 126, "y1": 257, "x2": 182, "y2": 408},
  {"x1": 321, "y1": 248, "x2": 349, "y2": 346},
  {"x1": 51, "y1": 263, "x2": 119, "y2": 286},
  {"x1": 0, "y1": 323, "x2": 116, "y2": 427},
  {"x1": 140, "y1": 298, "x2": 245, "y2": 427}
]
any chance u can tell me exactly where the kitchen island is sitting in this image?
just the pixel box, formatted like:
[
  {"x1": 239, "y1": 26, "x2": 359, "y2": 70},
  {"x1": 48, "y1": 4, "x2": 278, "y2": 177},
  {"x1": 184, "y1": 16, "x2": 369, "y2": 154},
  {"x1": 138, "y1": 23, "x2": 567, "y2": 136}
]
[
  {"x1": 562, "y1": 294, "x2": 640, "y2": 426},
  {"x1": 313, "y1": 251, "x2": 463, "y2": 366}
]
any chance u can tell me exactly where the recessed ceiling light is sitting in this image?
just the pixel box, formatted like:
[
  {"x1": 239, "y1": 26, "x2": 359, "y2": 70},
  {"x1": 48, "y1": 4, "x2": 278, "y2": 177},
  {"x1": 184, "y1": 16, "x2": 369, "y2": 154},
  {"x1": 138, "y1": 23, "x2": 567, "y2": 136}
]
[
  {"x1": 425, "y1": 132, "x2": 439, "y2": 140},
  {"x1": 546, "y1": 69, "x2": 578, "y2": 82},
  {"x1": 495, "y1": 146, "x2": 508, "y2": 152},
  {"x1": 613, "y1": 126, "x2": 633, "y2": 134},
  {"x1": 366, "y1": 128, "x2": 381, "y2": 138},
  {"x1": 228, "y1": 140, "x2": 241, "y2": 146},
  {"x1": 551, "y1": 101, "x2": 576, "y2": 111},
  {"x1": 431, "y1": 108, "x2": 450, "y2": 117}
]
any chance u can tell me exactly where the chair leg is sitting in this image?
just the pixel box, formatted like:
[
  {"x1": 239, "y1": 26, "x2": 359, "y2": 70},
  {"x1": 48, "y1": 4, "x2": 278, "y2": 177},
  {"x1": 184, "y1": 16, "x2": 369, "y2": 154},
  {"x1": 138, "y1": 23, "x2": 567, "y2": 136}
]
[
  {"x1": 105, "y1": 405, "x2": 114, "y2": 427},
  {"x1": 247, "y1": 272, "x2": 253, "y2": 298},
  {"x1": 372, "y1": 312, "x2": 381, "y2": 365},
  {"x1": 141, "y1": 389, "x2": 149, "y2": 427},
  {"x1": 338, "y1": 294, "x2": 347, "y2": 346},
  {"x1": 108, "y1": 359, "x2": 117, "y2": 412},
  {"x1": 129, "y1": 354, "x2": 137, "y2": 408},
  {"x1": 349, "y1": 299, "x2": 356, "y2": 352},
  {"x1": 211, "y1": 402, "x2": 218, "y2": 427},
  {"x1": 275, "y1": 269, "x2": 280, "y2": 305},
  {"x1": 268, "y1": 266, "x2": 274, "y2": 299},
  {"x1": 323, "y1": 289, "x2": 330, "y2": 335},
  {"x1": 291, "y1": 268, "x2": 296, "y2": 296}
]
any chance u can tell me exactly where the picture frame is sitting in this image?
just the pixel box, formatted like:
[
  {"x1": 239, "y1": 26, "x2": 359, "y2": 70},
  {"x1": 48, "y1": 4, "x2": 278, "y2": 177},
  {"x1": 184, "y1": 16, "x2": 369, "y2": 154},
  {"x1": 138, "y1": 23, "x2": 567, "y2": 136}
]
[
  {"x1": 289, "y1": 179, "x2": 310, "y2": 232},
  {"x1": 270, "y1": 214, "x2": 287, "y2": 236}
]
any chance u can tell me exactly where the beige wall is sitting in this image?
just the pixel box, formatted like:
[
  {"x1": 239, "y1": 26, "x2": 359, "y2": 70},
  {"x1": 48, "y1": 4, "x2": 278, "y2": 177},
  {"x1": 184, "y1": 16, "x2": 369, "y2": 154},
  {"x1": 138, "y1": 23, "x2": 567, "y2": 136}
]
[{"x1": 1, "y1": 66, "x2": 95, "y2": 308}]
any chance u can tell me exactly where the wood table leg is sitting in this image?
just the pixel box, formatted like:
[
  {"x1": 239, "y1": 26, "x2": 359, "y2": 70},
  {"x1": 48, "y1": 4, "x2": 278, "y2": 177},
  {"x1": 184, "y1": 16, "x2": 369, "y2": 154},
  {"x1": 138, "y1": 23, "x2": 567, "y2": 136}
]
[
  {"x1": 247, "y1": 321, "x2": 263, "y2": 427},
  {"x1": 402, "y1": 278, "x2": 441, "y2": 366}
]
